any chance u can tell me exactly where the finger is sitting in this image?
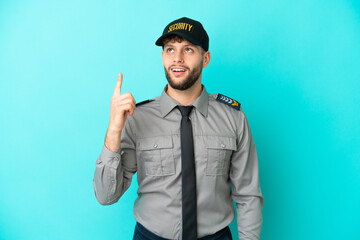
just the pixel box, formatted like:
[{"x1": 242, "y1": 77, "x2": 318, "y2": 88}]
[
  {"x1": 129, "y1": 106, "x2": 136, "y2": 116},
  {"x1": 113, "y1": 97, "x2": 136, "y2": 108},
  {"x1": 119, "y1": 104, "x2": 135, "y2": 114},
  {"x1": 129, "y1": 103, "x2": 136, "y2": 116},
  {"x1": 120, "y1": 92, "x2": 135, "y2": 100},
  {"x1": 124, "y1": 92, "x2": 136, "y2": 106},
  {"x1": 116, "y1": 92, "x2": 133, "y2": 101},
  {"x1": 113, "y1": 72, "x2": 123, "y2": 96}
]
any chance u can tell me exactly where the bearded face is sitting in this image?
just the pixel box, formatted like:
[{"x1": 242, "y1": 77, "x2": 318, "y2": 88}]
[
  {"x1": 161, "y1": 38, "x2": 206, "y2": 92},
  {"x1": 164, "y1": 59, "x2": 203, "y2": 91}
]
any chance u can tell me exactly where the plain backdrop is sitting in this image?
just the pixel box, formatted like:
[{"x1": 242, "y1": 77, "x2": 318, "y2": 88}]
[{"x1": 0, "y1": 0, "x2": 359, "y2": 239}]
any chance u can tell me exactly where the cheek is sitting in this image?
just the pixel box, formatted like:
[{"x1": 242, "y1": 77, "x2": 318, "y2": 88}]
[
  {"x1": 162, "y1": 56, "x2": 171, "y2": 67},
  {"x1": 188, "y1": 57, "x2": 203, "y2": 69}
]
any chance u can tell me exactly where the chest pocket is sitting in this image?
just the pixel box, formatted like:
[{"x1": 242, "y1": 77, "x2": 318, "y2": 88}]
[
  {"x1": 137, "y1": 136, "x2": 175, "y2": 177},
  {"x1": 205, "y1": 136, "x2": 237, "y2": 176}
]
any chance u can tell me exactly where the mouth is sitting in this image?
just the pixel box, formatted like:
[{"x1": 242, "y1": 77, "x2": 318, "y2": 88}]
[{"x1": 170, "y1": 66, "x2": 188, "y2": 77}]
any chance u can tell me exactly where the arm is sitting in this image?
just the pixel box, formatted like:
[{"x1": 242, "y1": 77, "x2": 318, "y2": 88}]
[
  {"x1": 92, "y1": 72, "x2": 137, "y2": 205},
  {"x1": 230, "y1": 109, "x2": 264, "y2": 240},
  {"x1": 93, "y1": 119, "x2": 136, "y2": 205}
]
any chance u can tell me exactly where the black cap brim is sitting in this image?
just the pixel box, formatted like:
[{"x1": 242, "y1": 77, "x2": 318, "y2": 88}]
[{"x1": 155, "y1": 32, "x2": 203, "y2": 49}]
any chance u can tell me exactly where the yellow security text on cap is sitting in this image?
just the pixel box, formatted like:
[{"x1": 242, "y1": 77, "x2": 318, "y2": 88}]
[{"x1": 168, "y1": 23, "x2": 193, "y2": 32}]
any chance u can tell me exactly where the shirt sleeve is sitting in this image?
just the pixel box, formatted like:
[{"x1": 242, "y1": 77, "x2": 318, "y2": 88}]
[
  {"x1": 230, "y1": 109, "x2": 264, "y2": 240},
  {"x1": 92, "y1": 118, "x2": 137, "y2": 205}
]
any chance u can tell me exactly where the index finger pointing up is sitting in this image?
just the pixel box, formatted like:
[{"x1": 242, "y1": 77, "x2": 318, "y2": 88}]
[{"x1": 113, "y1": 72, "x2": 123, "y2": 96}]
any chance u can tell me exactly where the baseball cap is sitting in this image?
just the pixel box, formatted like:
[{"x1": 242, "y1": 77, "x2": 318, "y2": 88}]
[{"x1": 155, "y1": 17, "x2": 209, "y2": 51}]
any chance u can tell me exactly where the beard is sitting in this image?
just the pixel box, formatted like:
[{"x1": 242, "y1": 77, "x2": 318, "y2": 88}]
[{"x1": 164, "y1": 60, "x2": 203, "y2": 91}]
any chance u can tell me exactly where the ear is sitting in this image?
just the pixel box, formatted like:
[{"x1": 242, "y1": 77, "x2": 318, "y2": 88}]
[
  {"x1": 161, "y1": 50, "x2": 165, "y2": 65},
  {"x1": 202, "y1": 51, "x2": 211, "y2": 68}
]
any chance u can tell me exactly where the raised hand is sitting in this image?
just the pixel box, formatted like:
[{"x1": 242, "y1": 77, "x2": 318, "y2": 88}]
[{"x1": 105, "y1": 73, "x2": 136, "y2": 151}]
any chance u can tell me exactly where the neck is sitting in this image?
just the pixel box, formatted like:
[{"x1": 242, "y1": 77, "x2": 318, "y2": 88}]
[{"x1": 166, "y1": 79, "x2": 203, "y2": 106}]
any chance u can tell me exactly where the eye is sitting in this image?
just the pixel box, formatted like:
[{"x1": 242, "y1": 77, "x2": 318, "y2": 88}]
[
  {"x1": 166, "y1": 48, "x2": 174, "y2": 53},
  {"x1": 185, "y1": 48, "x2": 193, "y2": 53}
]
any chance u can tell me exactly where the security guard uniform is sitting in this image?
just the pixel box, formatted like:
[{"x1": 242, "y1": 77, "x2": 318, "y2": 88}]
[{"x1": 93, "y1": 85, "x2": 264, "y2": 239}]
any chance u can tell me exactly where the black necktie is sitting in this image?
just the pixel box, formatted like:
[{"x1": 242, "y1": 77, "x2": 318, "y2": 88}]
[{"x1": 178, "y1": 105, "x2": 197, "y2": 240}]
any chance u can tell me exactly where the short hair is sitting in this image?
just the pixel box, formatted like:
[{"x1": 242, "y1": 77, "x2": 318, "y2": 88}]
[{"x1": 162, "y1": 35, "x2": 206, "y2": 55}]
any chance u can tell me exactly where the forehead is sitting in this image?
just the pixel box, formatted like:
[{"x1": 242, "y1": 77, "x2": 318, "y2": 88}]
[{"x1": 163, "y1": 39, "x2": 197, "y2": 48}]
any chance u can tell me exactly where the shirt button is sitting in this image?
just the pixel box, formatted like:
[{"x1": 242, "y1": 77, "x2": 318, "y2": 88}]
[
  {"x1": 221, "y1": 143, "x2": 225, "y2": 148},
  {"x1": 153, "y1": 144, "x2": 158, "y2": 148}
]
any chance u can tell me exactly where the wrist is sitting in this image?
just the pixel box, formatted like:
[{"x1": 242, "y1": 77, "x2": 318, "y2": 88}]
[
  {"x1": 107, "y1": 127, "x2": 122, "y2": 135},
  {"x1": 105, "y1": 128, "x2": 122, "y2": 152}
]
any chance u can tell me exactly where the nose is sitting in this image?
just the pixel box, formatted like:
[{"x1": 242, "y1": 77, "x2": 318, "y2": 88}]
[{"x1": 173, "y1": 51, "x2": 184, "y2": 63}]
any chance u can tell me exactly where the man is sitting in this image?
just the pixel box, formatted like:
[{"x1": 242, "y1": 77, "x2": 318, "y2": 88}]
[{"x1": 93, "y1": 17, "x2": 264, "y2": 240}]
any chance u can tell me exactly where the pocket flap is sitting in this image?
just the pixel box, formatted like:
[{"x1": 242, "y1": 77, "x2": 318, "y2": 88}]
[
  {"x1": 137, "y1": 136, "x2": 173, "y2": 150},
  {"x1": 205, "y1": 136, "x2": 237, "y2": 150}
]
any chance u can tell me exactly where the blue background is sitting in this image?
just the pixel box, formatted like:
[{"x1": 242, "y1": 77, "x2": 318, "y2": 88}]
[{"x1": 1, "y1": 0, "x2": 359, "y2": 239}]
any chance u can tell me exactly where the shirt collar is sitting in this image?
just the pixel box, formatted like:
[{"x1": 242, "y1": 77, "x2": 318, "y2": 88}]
[
  {"x1": 192, "y1": 85, "x2": 209, "y2": 117},
  {"x1": 159, "y1": 85, "x2": 209, "y2": 118}
]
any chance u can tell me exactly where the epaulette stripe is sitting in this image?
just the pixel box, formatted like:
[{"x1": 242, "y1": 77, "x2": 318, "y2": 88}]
[
  {"x1": 216, "y1": 93, "x2": 241, "y2": 111},
  {"x1": 136, "y1": 99, "x2": 154, "y2": 107}
]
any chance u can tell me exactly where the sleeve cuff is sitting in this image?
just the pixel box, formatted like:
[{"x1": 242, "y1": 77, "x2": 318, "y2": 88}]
[{"x1": 98, "y1": 144, "x2": 121, "y2": 169}]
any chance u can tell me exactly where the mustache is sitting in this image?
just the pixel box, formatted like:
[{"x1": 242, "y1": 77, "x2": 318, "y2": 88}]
[{"x1": 168, "y1": 64, "x2": 190, "y2": 71}]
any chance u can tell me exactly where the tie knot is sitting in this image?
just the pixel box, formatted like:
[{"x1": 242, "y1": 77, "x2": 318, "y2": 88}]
[{"x1": 178, "y1": 105, "x2": 194, "y2": 117}]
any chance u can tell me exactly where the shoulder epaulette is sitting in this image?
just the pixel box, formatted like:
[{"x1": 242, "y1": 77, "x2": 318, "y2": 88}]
[
  {"x1": 136, "y1": 99, "x2": 154, "y2": 107},
  {"x1": 216, "y1": 93, "x2": 241, "y2": 111}
]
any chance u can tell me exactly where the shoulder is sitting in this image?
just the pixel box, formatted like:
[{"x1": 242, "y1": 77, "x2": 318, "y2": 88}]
[
  {"x1": 209, "y1": 93, "x2": 241, "y2": 111},
  {"x1": 136, "y1": 99, "x2": 155, "y2": 107},
  {"x1": 208, "y1": 93, "x2": 246, "y2": 125},
  {"x1": 208, "y1": 93, "x2": 253, "y2": 137},
  {"x1": 207, "y1": 93, "x2": 248, "y2": 138},
  {"x1": 126, "y1": 97, "x2": 159, "y2": 128},
  {"x1": 135, "y1": 96, "x2": 160, "y2": 108},
  {"x1": 130, "y1": 96, "x2": 161, "y2": 122}
]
